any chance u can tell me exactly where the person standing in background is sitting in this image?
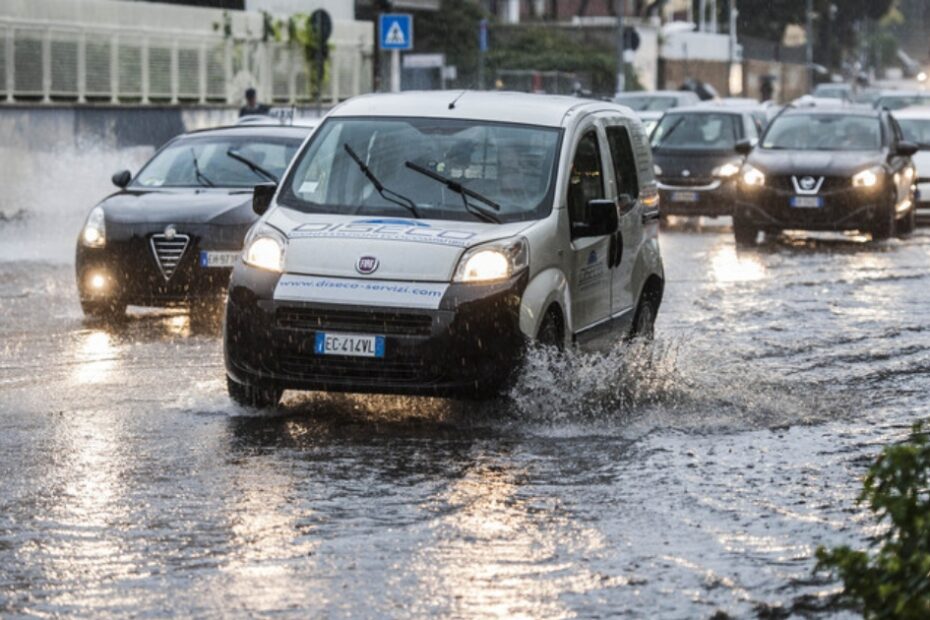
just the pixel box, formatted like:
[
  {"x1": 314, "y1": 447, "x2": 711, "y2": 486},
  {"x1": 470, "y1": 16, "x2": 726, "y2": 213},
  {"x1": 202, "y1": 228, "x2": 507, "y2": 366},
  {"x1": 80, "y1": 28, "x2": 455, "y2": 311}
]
[{"x1": 239, "y1": 88, "x2": 270, "y2": 117}]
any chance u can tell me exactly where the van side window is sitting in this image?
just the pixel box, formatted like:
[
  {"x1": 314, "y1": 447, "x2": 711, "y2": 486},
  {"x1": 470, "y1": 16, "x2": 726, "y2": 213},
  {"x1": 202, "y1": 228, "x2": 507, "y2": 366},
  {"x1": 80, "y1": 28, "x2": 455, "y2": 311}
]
[
  {"x1": 568, "y1": 131, "x2": 605, "y2": 224},
  {"x1": 605, "y1": 126, "x2": 639, "y2": 198}
]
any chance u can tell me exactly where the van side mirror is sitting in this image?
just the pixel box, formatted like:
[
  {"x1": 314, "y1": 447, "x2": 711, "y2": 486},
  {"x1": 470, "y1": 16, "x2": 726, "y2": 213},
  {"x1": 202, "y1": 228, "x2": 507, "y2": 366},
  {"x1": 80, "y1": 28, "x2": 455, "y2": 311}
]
[
  {"x1": 574, "y1": 198, "x2": 619, "y2": 238},
  {"x1": 896, "y1": 141, "x2": 919, "y2": 157},
  {"x1": 735, "y1": 139, "x2": 753, "y2": 156},
  {"x1": 252, "y1": 182, "x2": 277, "y2": 216},
  {"x1": 112, "y1": 170, "x2": 132, "y2": 188}
]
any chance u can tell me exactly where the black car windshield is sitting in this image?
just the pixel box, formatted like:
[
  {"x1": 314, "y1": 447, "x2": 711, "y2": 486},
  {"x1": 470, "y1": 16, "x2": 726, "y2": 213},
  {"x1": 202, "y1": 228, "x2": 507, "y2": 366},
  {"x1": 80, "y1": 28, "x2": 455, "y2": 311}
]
[
  {"x1": 897, "y1": 118, "x2": 930, "y2": 147},
  {"x1": 651, "y1": 112, "x2": 739, "y2": 150},
  {"x1": 133, "y1": 134, "x2": 304, "y2": 188},
  {"x1": 615, "y1": 95, "x2": 679, "y2": 112},
  {"x1": 762, "y1": 114, "x2": 881, "y2": 151},
  {"x1": 278, "y1": 117, "x2": 561, "y2": 223}
]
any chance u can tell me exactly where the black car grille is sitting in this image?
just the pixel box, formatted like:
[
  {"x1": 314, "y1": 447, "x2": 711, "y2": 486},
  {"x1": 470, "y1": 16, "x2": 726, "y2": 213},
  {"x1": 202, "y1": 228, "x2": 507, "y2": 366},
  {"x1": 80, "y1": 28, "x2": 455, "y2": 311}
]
[
  {"x1": 150, "y1": 234, "x2": 191, "y2": 281},
  {"x1": 275, "y1": 307, "x2": 434, "y2": 337},
  {"x1": 658, "y1": 176, "x2": 715, "y2": 187},
  {"x1": 276, "y1": 354, "x2": 440, "y2": 384},
  {"x1": 769, "y1": 175, "x2": 849, "y2": 193}
]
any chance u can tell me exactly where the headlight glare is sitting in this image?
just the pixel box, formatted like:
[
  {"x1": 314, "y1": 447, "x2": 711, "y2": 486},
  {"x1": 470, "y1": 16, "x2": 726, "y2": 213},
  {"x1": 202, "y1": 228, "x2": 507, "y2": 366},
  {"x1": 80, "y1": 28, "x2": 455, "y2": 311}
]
[
  {"x1": 82, "y1": 206, "x2": 106, "y2": 248},
  {"x1": 852, "y1": 166, "x2": 882, "y2": 190},
  {"x1": 453, "y1": 237, "x2": 528, "y2": 283},
  {"x1": 741, "y1": 165, "x2": 765, "y2": 188},
  {"x1": 244, "y1": 233, "x2": 285, "y2": 272},
  {"x1": 714, "y1": 162, "x2": 741, "y2": 178}
]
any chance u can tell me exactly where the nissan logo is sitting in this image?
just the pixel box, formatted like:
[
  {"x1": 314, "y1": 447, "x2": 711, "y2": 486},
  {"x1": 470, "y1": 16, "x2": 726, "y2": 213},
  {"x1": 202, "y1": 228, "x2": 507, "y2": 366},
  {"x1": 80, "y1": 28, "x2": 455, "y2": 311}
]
[
  {"x1": 355, "y1": 255, "x2": 379, "y2": 275},
  {"x1": 800, "y1": 176, "x2": 817, "y2": 190}
]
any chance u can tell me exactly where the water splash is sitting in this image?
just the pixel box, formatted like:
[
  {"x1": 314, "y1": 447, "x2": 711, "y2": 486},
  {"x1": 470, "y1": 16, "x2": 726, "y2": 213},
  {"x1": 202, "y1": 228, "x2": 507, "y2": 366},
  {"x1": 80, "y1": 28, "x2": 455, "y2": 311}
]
[{"x1": 507, "y1": 337, "x2": 853, "y2": 433}]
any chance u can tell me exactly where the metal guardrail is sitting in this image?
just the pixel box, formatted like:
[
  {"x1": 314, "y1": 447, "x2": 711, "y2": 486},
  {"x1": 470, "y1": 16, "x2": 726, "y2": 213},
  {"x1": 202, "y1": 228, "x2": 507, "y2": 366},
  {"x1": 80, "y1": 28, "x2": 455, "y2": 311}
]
[{"x1": 0, "y1": 17, "x2": 372, "y2": 105}]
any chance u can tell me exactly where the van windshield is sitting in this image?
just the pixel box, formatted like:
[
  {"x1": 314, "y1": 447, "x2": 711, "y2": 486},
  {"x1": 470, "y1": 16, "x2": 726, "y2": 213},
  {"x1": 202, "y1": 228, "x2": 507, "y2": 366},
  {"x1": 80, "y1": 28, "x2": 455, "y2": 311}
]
[{"x1": 278, "y1": 117, "x2": 562, "y2": 223}]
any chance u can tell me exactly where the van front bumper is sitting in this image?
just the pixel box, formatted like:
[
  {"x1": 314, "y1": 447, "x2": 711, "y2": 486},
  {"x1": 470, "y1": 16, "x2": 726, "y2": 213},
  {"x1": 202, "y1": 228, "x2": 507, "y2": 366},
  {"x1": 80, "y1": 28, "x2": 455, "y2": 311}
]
[{"x1": 224, "y1": 266, "x2": 529, "y2": 398}]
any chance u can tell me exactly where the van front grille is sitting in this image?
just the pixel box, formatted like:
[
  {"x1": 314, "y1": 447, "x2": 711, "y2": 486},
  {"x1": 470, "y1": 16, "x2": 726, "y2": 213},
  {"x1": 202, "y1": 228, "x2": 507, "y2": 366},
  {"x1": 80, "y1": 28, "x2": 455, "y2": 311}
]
[{"x1": 275, "y1": 307, "x2": 434, "y2": 337}]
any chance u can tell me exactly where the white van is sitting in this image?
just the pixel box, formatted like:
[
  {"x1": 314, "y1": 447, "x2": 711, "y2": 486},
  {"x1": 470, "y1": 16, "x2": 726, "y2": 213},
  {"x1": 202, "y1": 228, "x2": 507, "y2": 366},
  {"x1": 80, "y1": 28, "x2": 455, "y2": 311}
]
[{"x1": 224, "y1": 91, "x2": 664, "y2": 407}]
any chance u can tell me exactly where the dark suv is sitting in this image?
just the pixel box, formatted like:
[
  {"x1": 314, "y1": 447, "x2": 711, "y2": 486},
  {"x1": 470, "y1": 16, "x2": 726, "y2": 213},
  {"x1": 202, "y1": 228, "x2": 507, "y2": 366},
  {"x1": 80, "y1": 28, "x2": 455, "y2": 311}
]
[{"x1": 733, "y1": 107, "x2": 918, "y2": 244}]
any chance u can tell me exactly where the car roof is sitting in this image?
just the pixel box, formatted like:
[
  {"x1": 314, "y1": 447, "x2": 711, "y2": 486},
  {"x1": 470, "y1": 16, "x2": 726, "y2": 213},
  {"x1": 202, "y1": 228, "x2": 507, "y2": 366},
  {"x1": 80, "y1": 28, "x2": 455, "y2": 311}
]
[
  {"x1": 615, "y1": 90, "x2": 692, "y2": 99},
  {"x1": 780, "y1": 105, "x2": 881, "y2": 118},
  {"x1": 328, "y1": 90, "x2": 638, "y2": 128},
  {"x1": 890, "y1": 105, "x2": 930, "y2": 119},
  {"x1": 877, "y1": 90, "x2": 930, "y2": 97},
  {"x1": 661, "y1": 103, "x2": 749, "y2": 116},
  {"x1": 182, "y1": 124, "x2": 314, "y2": 139}
]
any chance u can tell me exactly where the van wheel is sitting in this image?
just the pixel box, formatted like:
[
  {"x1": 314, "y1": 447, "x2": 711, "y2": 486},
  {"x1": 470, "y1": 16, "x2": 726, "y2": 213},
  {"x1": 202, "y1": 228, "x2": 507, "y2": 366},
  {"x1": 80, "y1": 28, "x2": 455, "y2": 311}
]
[
  {"x1": 227, "y1": 375, "x2": 282, "y2": 409},
  {"x1": 733, "y1": 217, "x2": 758, "y2": 246},
  {"x1": 631, "y1": 290, "x2": 659, "y2": 340},
  {"x1": 896, "y1": 205, "x2": 916, "y2": 236},
  {"x1": 81, "y1": 298, "x2": 126, "y2": 321},
  {"x1": 536, "y1": 308, "x2": 563, "y2": 350}
]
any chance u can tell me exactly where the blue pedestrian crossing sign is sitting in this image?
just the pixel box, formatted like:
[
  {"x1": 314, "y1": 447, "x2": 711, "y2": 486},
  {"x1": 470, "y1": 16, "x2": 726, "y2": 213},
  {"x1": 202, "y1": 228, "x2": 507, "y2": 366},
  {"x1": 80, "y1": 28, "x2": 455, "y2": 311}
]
[{"x1": 379, "y1": 14, "x2": 413, "y2": 51}]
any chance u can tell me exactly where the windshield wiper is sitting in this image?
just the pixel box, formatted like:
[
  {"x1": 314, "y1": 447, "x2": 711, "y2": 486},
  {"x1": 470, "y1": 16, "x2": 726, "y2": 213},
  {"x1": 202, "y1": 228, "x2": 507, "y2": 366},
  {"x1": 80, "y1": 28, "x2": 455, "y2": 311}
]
[
  {"x1": 343, "y1": 144, "x2": 420, "y2": 218},
  {"x1": 190, "y1": 148, "x2": 214, "y2": 187},
  {"x1": 403, "y1": 161, "x2": 502, "y2": 224},
  {"x1": 227, "y1": 149, "x2": 278, "y2": 183}
]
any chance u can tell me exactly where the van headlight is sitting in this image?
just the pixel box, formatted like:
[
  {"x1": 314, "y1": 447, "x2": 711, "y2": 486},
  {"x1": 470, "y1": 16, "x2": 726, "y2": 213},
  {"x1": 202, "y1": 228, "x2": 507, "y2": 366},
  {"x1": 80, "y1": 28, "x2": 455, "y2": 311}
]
[
  {"x1": 243, "y1": 227, "x2": 286, "y2": 273},
  {"x1": 81, "y1": 206, "x2": 106, "y2": 248},
  {"x1": 453, "y1": 237, "x2": 528, "y2": 283},
  {"x1": 852, "y1": 166, "x2": 883, "y2": 190},
  {"x1": 740, "y1": 164, "x2": 766, "y2": 188}
]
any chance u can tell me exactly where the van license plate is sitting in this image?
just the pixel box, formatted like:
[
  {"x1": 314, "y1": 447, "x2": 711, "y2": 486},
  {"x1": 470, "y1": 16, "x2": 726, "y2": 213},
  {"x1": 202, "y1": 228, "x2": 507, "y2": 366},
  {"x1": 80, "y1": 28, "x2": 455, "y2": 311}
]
[
  {"x1": 790, "y1": 196, "x2": 824, "y2": 208},
  {"x1": 314, "y1": 332, "x2": 385, "y2": 358},
  {"x1": 671, "y1": 191, "x2": 699, "y2": 203},
  {"x1": 199, "y1": 251, "x2": 239, "y2": 267}
]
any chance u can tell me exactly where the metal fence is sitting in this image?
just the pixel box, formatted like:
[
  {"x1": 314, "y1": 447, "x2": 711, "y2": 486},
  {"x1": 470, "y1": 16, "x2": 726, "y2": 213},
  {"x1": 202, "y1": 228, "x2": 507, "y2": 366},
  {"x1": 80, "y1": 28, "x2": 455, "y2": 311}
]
[{"x1": 0, "y1": 17, "x2": 372, "y2": 105}]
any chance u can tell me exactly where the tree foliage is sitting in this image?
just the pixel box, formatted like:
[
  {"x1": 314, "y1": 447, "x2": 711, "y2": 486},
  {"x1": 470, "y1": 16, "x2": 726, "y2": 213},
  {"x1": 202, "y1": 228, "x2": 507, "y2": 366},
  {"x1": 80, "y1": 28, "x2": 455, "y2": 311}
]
[{"x1": 816, "y1": 422, "x2": 930, "y2": 619}]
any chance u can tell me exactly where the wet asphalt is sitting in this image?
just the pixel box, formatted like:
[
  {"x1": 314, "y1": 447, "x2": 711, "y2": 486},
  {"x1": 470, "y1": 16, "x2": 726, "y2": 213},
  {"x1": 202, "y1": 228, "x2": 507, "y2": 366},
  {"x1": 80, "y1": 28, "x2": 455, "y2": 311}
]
[{"x1": 1, "y1": 217, "x2": 929, "y2": 617}]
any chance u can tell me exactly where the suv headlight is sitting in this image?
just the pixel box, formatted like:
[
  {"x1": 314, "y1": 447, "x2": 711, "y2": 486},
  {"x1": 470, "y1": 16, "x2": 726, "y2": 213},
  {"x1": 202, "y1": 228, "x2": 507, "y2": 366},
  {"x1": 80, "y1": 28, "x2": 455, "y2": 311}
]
[
  {"x1": 713, "y1": 162, "x2": 741, "y2": 178},
  {"x1": 453, "y1": 237, "x2": 528, "y2": 283},
  {"x1": 740, "y1": 164, "x2": 765, "y2": 188},
  {"x1": 852, "y1": 166, "x2": 883, "y2": 190},
  {"x1": 81, "y1": 206, "x2": 106, "y2": 248},
  {"x1": 243, "y1": 226, "x2": 286, "y2": 273}
]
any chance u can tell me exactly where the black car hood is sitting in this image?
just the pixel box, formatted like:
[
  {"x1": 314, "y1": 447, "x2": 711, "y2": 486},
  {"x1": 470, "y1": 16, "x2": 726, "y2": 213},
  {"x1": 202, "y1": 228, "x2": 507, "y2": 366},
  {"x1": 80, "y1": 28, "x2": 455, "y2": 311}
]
[
  {"x1": 653, "y1": 149, "x2": 741, "y2": 178},
  {"x1": 99, "y1": 188, "x2": 256, "y2": 226},
  {"x1": 748, "y1": 149, "x2": 886, "y2": 177}
]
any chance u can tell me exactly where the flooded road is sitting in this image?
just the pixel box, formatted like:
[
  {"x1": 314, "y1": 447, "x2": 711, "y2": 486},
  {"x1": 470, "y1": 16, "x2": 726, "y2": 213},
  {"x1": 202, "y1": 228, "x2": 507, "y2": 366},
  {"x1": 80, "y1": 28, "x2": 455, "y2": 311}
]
[{"x1": 1, "y1": 220, "x2": 929, "y2": 617}]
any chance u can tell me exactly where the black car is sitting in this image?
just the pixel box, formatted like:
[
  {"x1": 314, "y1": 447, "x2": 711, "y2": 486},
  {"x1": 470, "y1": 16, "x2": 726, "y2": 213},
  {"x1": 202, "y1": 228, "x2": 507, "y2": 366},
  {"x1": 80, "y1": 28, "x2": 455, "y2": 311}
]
[
  {"x1": 733, "y1": 107, "x2": 918, "y2": 244},
  {"x1": 76, "y1": 123, "x2": 313, "y2": 318},
  {"x1": 651, "y1": 105, "x2": 761, "y2": 217}
]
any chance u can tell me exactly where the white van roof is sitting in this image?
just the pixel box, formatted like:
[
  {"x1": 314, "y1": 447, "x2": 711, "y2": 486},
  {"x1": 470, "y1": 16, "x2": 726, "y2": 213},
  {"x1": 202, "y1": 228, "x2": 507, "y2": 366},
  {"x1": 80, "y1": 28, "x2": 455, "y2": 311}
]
[{"x1": 329, "y1": 90, "x2": 635, "y2": 128}]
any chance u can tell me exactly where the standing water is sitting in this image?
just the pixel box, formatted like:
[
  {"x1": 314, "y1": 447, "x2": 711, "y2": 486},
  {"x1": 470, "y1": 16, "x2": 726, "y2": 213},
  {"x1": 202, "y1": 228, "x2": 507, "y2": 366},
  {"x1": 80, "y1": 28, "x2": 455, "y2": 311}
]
[{"x1": 1, "y1": 140, "x2": 929, "y2": 617}]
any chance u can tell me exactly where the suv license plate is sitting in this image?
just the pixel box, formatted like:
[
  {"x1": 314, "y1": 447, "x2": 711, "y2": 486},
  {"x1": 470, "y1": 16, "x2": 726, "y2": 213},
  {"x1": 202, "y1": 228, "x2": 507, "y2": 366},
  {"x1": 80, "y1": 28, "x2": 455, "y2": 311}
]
[
  {"x1": 314, "y1": 332, "x2": 385, "y2": 358},
  {"x1": 790, "y1": 196, "x2": 824, "y2": 208},
  {"x1": 199, "y1": 251, "x2": 239, "y2": 267},
  {"x1": 671, "y1": 191, "x2": 699, "y2": 203}
]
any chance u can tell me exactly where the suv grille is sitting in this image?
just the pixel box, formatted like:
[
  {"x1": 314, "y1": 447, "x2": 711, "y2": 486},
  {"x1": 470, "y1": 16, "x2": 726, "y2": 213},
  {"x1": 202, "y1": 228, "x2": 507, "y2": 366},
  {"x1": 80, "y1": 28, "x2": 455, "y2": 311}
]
[
  {"x1": 275, "y1": 307, "x2": 434, "y2": 337},
  {"x1": 150, "y1": 234, "x2": 191, "y2": 281}
]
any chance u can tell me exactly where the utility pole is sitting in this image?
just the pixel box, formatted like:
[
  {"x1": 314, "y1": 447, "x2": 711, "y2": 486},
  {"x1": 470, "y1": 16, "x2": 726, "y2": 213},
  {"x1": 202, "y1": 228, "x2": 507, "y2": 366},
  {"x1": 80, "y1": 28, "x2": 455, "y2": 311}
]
[
  {"x1": 805, "y1": 0, "x2": 814, "y2": 91},
  {"x1": 615, "y1": 0, "x2": 624, "y2": 95},
  {"x1": 729, "y1": 0, "x2": 738, "y2": 94}
]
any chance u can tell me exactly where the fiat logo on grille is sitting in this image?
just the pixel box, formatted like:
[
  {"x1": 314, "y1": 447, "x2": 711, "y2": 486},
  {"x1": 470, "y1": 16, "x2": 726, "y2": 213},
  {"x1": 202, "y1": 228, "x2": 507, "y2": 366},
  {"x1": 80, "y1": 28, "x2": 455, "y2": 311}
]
[
  {"x1": 356, "y1": 256, "x2": 379, "y2": 274},
  {"x1": 800, "y1": 176, "x2": 817, "y2": 190}
]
